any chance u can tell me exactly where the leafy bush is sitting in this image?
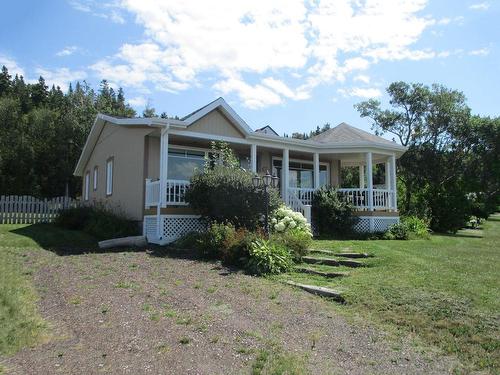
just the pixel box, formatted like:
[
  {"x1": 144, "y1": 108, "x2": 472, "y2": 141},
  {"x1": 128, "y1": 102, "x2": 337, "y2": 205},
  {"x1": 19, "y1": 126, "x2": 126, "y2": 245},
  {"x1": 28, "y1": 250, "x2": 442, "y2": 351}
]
[
  {"x1": 220, "y1": 227, "x2": 263, "y2": 265},
  {"x1": 246, "y1": 239, "x2": 293, "y2": 275},
  {"x1": 55, "y1": 204, "x2": 138, "y2": 240},
  {"x1": 271, "y1": 228, "x2": 312, "y2": 260},
  {"x1": 186, "y1": 165, "x2": 281, "y2": 230},
  {"x1": 311, "y1": 187, "x2": 358, "y2": 236},
  {"x1": 270, "y1": 205, "x2": 312, "y2": 235},
  {"x1": 269, "y1": 205, "x2": 312, "y2": 260},
  {"x1": 385, "y1": 215, "x2": 430, "y2": 240},
  {"x1": 195, "y1": 222, "x2": 236, "y2": 259}
]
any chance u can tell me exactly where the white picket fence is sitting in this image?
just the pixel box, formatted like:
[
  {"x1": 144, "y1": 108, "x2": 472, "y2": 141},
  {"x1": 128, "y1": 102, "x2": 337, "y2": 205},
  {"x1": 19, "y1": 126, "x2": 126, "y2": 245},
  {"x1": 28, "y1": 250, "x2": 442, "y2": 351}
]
[{"x1": 0, "y1": 195, "x2": 80, "y2": 224}]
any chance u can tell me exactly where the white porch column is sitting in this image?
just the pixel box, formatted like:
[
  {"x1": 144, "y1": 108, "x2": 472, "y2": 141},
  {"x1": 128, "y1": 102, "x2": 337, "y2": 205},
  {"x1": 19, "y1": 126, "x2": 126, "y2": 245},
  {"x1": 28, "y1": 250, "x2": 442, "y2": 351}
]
[
  {"x1": 313, "y1": 152, "x2": 320, "y2": 189},
  {"x1": 390, "y1": 154, "x2": 397, "y2": 211},
  {"x1": 359, "y1": 165, "x2": 365, "y2": 188},
  {"x1": 282, "y1": 149, "x2": 289, "y2": 204},
  {"x1": 250, "y1": 144, "x2": 257, "y2": 173},
  {"x1": 159, "y1": 127, "x2": 169, "y2": 208},
  {"x1": 365, "y1": 152, "x2": 373, "y2": 211},
  {"x1": 385, "y1": 159, "x2": 392, "y2": 209}
]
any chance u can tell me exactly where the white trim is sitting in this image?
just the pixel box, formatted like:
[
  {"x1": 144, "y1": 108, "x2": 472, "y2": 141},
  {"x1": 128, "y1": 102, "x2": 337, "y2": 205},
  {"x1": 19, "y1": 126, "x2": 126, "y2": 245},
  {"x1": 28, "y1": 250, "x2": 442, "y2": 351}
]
[
  {"x1": 250, "y1": 144, "x2": 257, "y2": 173},
  {"x1": 313, "y1": 153, "x2": 320, "y2": 189},
  {"x1": 365, "y1": 152, "x2": 373, "y2": 212},
  {"x1": 183, "y1": 98, "x2": 253, "y2": 135}
]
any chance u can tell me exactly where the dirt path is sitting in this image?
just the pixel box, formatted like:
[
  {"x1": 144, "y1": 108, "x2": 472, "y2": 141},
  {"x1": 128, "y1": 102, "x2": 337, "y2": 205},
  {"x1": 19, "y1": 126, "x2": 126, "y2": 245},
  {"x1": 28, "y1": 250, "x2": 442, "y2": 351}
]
[{"x1": 2, "y1": 247, "x2": 455, "y2": 374}]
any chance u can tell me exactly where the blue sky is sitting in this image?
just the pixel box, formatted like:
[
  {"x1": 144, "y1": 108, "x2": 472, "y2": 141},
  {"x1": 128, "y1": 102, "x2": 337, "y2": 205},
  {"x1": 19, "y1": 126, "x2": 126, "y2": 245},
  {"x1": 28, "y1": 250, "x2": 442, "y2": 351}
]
[{"x1": 0, "y1": 0, "x2": 498, "y2": 137}]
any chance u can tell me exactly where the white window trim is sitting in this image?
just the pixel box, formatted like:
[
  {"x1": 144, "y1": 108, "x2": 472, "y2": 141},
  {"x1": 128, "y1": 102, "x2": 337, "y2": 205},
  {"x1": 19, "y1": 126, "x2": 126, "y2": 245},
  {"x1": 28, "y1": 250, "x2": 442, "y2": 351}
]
[
  {"x1": 93, "y1": 166, "x2": 98, "y2": 191},
  {"x1": 84, "y1": 172, "x2": 90, "y2": 201},
  {"x1": 106, "y1": 158, "x2": 113, "y2": 196}
]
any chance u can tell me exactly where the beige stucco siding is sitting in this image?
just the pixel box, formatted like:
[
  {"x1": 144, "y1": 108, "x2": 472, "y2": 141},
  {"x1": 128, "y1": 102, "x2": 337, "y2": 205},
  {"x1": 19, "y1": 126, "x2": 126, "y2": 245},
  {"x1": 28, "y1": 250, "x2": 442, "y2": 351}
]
[
  {"x1": 146, "y1": 135, "x2": 160, "y2": 180},
  {"x1": 186, "y1": 109, "x2": 245, "y2": 138},
  {"x1": 81, "y1": 123, "x2": 153, "y2": 221}
]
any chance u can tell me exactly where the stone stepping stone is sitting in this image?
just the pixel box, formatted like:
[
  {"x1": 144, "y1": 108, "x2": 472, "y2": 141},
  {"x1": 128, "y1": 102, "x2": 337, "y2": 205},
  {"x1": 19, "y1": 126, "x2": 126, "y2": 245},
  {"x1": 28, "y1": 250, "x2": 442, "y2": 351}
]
[
  {"x1": 302, "y1": 256, "x2": 364, "y2": 268},
  {"x1": 295, "y1": 267, "x2": 349, "y2": 278},
  {"x1": 285, "y1": 281, "x2": 345, "y2": 303},
  {"x1": 309, "y1": 249, "x2": 371, "y2": 259},
  {"x1": 334, "y1": 252, "x2": 371, "y2": 259}
]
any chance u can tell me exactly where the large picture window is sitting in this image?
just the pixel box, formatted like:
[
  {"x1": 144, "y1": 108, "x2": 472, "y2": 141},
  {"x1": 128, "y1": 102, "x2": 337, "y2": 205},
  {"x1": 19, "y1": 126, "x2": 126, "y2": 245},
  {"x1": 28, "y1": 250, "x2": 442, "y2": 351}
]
[
  {"x1": 272, "y1": 158, "x2": 328, "y2": 188},
  {"x1": 167, "y1": 148, "x2": 205, "y2": 180}
]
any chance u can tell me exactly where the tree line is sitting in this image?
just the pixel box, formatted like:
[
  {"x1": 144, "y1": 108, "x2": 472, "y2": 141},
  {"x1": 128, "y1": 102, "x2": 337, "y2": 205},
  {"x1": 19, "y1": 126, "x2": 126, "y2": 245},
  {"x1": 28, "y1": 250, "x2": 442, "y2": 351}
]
[{"x1": 0, "y1": 66, "x2": 138, "y2": 197}]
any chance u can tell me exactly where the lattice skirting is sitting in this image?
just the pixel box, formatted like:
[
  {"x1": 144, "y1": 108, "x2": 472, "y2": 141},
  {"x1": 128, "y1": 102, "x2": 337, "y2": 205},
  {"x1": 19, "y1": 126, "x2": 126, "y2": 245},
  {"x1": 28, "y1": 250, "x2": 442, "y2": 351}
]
[
  {"x1": 143, "y1": 215, "x2": 206, "y2": 244},
  {"x1": 353, "y1": 216, "x2": 400, "y2": 233}
]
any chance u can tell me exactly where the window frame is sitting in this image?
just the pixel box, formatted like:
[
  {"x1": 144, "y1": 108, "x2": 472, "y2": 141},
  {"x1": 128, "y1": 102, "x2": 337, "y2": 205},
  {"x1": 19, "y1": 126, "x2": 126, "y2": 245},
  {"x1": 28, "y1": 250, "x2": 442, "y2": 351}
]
[
  {"x1": 93, "y1": 166, "x2": 98, "y2": 191},
  {"x1": 271, "y1": 156, "x2": 330, "y2": 188},
  {"x1": 106, "y1": 157, "x2": 114, "y2": 196},
  {"x1": 84, "y1": 171, "x2": 90, "y2": 201}
]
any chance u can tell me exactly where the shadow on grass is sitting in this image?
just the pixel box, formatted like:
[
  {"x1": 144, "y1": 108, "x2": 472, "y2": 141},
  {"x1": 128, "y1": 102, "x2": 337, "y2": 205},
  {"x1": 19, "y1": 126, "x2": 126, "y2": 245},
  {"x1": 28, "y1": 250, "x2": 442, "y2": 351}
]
[{"x1": 9, "y1": 224, "x2": 144, "y2": 256}]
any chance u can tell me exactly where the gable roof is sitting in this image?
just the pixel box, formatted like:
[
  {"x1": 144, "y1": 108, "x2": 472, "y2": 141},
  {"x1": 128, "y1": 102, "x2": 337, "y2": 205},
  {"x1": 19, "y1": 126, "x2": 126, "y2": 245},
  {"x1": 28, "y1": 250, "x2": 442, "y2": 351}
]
[
  {"x1": 309, "y1": 122, "x2": 396, "y2": 146},
  {"x1": 255, "y1": 125, "x2": 279, "y2": 136},
  {"x1": 182, "y1": 97, "x2": 253, "y2": 135}
]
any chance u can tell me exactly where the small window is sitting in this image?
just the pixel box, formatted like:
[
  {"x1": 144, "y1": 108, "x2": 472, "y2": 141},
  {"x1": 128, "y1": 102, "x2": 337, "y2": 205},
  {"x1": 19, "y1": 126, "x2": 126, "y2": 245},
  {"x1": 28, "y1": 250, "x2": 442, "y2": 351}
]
[
  {"x1": 84, "y1": 172, "x2": 90, "y2": 201},
  {"x1": 106, "y1": 158, "x2": 113, "y2": 196},
  {"x1": 93, "y1": 166, "x2": 98, "y2": 191}
]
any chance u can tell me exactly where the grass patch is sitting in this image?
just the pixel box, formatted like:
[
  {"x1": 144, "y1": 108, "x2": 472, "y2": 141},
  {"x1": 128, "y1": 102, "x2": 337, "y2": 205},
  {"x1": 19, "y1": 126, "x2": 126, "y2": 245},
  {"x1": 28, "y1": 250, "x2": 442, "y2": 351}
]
[
  {"x1": 251, "y1": 346, "x2": 307, "y2": 375},
  {"x1": 283, "y1": 215, "x2": 500, "y2": 373},
  {"x1": 0, "y1": 226, "x2": 50, "y2": 355}
]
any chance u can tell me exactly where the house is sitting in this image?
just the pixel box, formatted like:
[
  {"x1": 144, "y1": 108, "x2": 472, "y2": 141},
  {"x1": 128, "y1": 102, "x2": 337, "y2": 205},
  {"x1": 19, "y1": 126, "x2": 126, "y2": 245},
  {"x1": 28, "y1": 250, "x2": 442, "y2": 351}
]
[{"x1": 74, "y1": 97, "x2": 406, "y2": 244}]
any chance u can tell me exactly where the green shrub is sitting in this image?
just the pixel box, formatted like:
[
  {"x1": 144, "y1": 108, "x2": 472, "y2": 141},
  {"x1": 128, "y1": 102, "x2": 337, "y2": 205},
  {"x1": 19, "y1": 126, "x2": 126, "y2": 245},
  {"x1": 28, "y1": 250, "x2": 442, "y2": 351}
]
[
  {"x1": 220, "y1": 228, "x2": 263, "y2": 265},
  {"x1": 55, "y1": 204, "x2": 138, "y2": 240},
  {"x1": 195, "y1": 222, "x2": 236, "y2": 259},
  {"x1": 269, "y1": 205, "x2": 312, "y2": 260},
  {"x1": 271, "y1": 228, "x2": 312, "y2": 260},
  {"x1": 185, "y1": 165, "x2": 281, "y2": 230},
  {"x1": 171, "y1": 231, "x2": 202, "y2": 249},
  {"x1": 385, "y1": 215, "x2": 430, "y2": 240},
  {"x1": 311, "y1": 187, "x2": 358, "y2": 236},
  {"x1": 246, "y1": 239, "x2": 293, "y2": 275}
]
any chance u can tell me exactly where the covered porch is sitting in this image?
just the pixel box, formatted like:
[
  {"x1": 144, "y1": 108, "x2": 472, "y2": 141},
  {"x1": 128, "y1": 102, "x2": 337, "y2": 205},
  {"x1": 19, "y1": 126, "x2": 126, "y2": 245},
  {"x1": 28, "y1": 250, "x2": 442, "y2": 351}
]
[{"x1": 143, "y1": 130, "x2": 398, "y2": 214}]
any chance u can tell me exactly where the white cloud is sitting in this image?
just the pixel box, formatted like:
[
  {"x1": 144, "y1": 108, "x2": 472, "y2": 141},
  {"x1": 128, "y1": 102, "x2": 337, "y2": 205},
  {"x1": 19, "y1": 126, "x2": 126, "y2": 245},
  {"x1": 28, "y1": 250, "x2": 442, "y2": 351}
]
[
  {"x1": 68, "y1": 0, "x2": 126, "y2": 24},
  {"x1": 0, "y1": 55, "x2": 26, "y2": 77},
  {"x1": 213, "y1": 74, "x2": 283, "y2": 109},
  {"x1": 469, "y1": 47, "x2": 490, "y2": 56},
  {"x1": 469, "y1": 2, "x2": 490, "y2": 10},
  {"x1": 338, "y1": 87, "x2": 382, "y2": 99},
  {"x1": 34, "y1": 67, "x2": 87, "y2": 91},
  {"x1": 88, "y1": 0, "x2": 440, "y2": 108},
  {"x1": 354, "y1": 75, "x2": 371, "y2": 84},
  {"x1": 56, "y1": 46, "x2": 80, "y2": 57},
  {"x1": 128, "y1": 96, "x2": 147, "y2": 107}
]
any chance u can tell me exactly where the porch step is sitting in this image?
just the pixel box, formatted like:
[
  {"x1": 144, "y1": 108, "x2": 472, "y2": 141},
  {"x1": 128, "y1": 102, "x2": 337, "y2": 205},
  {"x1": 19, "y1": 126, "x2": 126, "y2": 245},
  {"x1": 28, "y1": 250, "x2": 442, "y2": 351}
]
[
  {"x1": 302, "y1": 256, "x2": 365, "y2": 268},
  {"x1": 308, "y1": 249, "x2": 371, "y2": 259},
  {"x1": 295, "y1": 267, "x2": 349, "y2": 278},
  {"x1": 285, "y1": 281, "x2": 345, "y2": 303}
]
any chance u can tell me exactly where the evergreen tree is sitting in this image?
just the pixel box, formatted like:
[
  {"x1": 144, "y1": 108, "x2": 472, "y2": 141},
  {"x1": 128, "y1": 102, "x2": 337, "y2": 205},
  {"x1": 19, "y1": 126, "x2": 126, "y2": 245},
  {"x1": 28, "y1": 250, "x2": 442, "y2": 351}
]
[{"x1": 0, "y1": 66, "x2": 11, "y2": 96}]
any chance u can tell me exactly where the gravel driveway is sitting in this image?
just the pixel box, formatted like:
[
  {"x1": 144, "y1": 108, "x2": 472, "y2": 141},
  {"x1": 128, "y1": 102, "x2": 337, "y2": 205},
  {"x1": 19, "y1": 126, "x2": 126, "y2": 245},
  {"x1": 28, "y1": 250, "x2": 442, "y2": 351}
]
[{"x1": 1, "y1": 247, "x2": 455, "y2": 374}]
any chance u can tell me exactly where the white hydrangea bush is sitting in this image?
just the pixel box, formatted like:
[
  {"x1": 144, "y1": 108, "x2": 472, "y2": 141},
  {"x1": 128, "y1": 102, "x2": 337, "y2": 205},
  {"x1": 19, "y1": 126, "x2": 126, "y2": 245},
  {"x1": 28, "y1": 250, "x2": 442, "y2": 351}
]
[{"x1": 270, "y1": 205, "x2": 312, "y2": 237}]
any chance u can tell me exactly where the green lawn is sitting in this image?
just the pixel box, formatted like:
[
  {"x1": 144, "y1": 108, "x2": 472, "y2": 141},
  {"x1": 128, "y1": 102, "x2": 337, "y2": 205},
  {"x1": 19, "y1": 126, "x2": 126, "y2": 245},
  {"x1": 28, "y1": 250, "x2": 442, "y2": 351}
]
[
  {"x1": 0, "y1": 224, "x2": 96, "y2": 356},
  {"x1": 280, "y1": 215, "x2": 500, "y2": 373}
]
